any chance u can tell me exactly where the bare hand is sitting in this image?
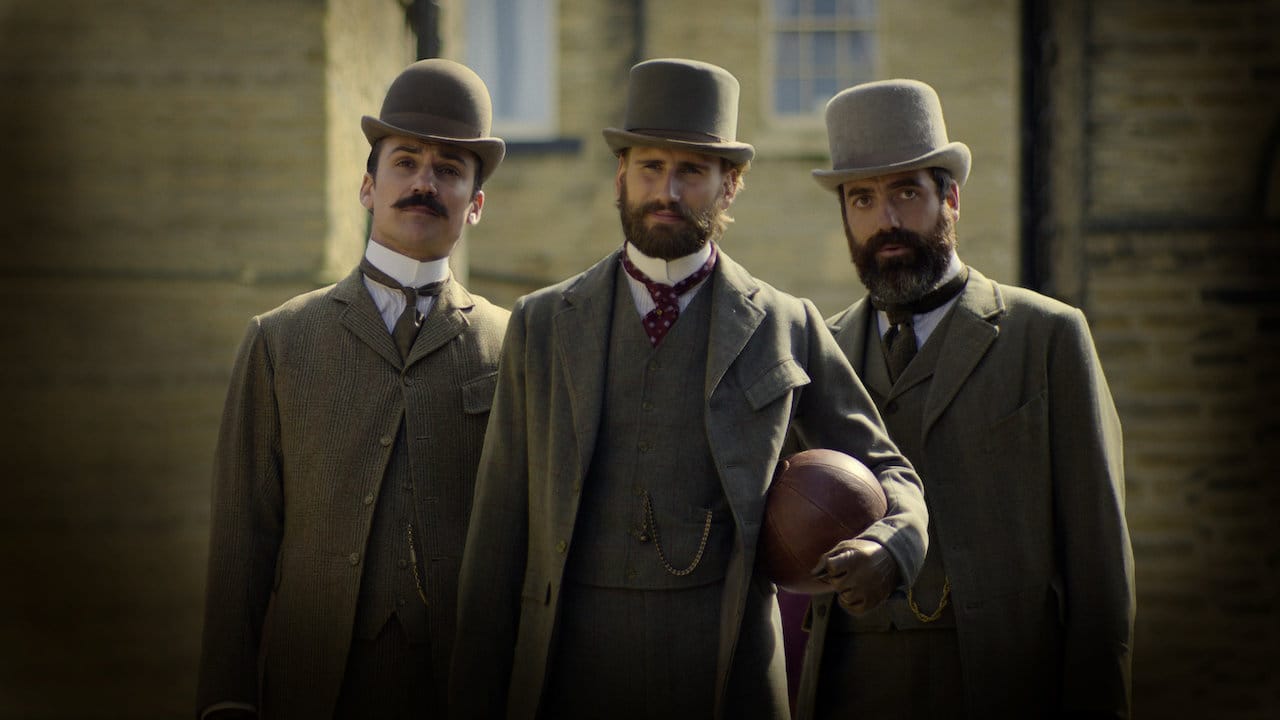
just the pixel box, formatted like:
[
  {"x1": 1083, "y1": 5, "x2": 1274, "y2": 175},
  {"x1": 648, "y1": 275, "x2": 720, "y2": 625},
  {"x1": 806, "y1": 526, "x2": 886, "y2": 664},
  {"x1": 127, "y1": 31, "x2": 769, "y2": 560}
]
[{"x1": 811, "y1": 537, "x2": 900, "y2": 614}]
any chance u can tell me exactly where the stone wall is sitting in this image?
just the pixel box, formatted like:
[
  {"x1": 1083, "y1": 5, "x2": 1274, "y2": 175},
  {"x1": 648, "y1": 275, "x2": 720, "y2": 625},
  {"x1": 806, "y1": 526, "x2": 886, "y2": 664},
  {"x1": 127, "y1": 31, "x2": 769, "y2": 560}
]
[{"x1": 0, "y1": 1, "x2": 413, "y2": 716}]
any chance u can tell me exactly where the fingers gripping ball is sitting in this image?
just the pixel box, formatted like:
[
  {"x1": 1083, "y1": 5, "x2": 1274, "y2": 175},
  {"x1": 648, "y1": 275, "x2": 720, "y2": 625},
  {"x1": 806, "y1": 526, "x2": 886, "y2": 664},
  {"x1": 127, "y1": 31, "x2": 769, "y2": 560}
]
[{"x1": 759, "y1": 449, "x2": 887, "y2": 594}]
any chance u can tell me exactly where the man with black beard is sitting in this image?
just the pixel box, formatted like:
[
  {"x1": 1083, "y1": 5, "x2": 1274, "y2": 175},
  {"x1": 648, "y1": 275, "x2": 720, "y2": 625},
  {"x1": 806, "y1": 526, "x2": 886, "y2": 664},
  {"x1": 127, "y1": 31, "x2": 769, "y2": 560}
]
[
  {"x1": 450, "y1": 59, "x2": 929, "y2": 720},
  {"x1": 794, "y1": 79, "x2": 1134, "y2": 720}
]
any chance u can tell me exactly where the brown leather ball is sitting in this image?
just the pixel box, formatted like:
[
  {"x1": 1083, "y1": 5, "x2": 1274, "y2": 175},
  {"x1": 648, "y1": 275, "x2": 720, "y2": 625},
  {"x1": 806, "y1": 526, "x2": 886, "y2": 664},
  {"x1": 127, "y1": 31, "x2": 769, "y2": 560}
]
[{"x1": 759, "y1": 448, "x2": 887, "y2": 594}]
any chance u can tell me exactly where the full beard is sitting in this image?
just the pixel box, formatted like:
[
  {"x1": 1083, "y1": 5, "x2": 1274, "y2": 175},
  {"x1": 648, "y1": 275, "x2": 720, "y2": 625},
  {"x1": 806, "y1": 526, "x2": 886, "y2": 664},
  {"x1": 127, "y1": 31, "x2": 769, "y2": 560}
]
[
  {"x1": 618, "y1": 182, "x2": 727, "y2": 260},
  {"x1": 849, "y1": 209, "x2": 957, "y2": 307}
]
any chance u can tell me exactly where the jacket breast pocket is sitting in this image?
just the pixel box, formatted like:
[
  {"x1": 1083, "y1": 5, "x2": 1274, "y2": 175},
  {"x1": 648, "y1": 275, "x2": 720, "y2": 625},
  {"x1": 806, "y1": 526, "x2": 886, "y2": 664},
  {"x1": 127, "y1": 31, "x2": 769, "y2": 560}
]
[
  {"x1": 461, "y1": 371, "x2": 499, "y2": 415},
  {"x1": 743, "y1": 358, "x2": 810, "y2": 411}
]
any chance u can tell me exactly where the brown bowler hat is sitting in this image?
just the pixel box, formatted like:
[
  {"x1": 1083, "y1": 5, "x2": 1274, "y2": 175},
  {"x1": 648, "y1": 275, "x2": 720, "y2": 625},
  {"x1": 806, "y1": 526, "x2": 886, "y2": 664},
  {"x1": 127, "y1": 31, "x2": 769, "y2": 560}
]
[
  {"x1": 362, "y1": 58, "x2": 506, "y2": 184},
  {"x1": 603, "y1": 58, "x2": 755, "y2": 165},
  {"x1": 812, "y1": 79, "x2": 970, "y2": 192}
]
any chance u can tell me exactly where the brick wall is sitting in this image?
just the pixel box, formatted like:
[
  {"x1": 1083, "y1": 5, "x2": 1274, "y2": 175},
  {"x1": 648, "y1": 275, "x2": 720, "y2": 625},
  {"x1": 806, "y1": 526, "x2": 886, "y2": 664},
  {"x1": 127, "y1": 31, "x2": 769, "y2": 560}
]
[
  {"x1": 0, "y1": 1, "x2": 412, "y2": 716},
  {"x1": 1048, "y1": 0, "x2": 1280, "y2": 715}
]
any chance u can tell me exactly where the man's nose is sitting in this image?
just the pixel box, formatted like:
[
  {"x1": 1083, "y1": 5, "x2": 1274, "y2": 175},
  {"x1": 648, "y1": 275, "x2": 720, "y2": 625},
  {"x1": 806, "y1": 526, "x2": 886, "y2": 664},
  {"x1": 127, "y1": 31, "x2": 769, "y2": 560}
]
[
  {"x1": 410, "y1": 167, "x2": 437, "y2": 195},
  {"x1": 658, "y1": 172, "x2": 681, "y2": 202}
]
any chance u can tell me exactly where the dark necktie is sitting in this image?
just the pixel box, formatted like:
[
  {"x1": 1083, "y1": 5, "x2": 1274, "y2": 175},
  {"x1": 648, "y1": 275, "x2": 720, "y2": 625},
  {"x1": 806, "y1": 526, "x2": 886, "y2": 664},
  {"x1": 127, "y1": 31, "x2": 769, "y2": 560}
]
[
  {"x1": 620, "y1": 244, "x2": 718, "y2": 347},
  {"x1": 875, "y1": 266, "x2": 970, "y2": 383},
  {"x1": 359, "y1": 257, "x2": 447, "y2": 360}
]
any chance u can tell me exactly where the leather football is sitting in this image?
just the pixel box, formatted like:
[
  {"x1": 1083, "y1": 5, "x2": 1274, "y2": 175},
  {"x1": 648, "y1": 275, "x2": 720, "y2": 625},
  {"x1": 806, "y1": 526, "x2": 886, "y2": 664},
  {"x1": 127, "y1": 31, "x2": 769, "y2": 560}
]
[{"x1": 759, "y1": 448, "x2": 887, "y2": 594}]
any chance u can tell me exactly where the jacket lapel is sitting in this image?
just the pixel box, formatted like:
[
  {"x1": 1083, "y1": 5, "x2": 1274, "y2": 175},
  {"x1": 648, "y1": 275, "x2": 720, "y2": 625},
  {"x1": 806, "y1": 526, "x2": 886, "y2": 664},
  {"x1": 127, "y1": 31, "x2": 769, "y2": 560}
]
[
  {"x1": 406, "y1": 279, "x2": 472, "y2": 365},
  {"x1": 553, "y1": 253, "x2": 619, "y2": 483},
  {"x1": 921, "y1": 268, "x2": 1004, "y2": 436},
  {"x1": 705, "y1": 252, "x2": 766, "y2": 398},
  {"x1": 828, "y1": 299, "x2": 873, "y2": 375},
  {"x1": 333, "y1": 268, "x2": 403, "y2": 369}
]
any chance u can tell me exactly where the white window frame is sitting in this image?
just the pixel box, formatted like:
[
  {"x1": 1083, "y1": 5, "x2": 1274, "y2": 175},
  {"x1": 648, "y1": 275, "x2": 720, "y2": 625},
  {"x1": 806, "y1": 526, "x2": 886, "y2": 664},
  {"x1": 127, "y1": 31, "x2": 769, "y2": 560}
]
[
  {"x1": 465, "y1": 0, "x2": 558, "y2": 140},
  {"x1": 764, "y1": 0, "x2": 878, "y2": 123}
]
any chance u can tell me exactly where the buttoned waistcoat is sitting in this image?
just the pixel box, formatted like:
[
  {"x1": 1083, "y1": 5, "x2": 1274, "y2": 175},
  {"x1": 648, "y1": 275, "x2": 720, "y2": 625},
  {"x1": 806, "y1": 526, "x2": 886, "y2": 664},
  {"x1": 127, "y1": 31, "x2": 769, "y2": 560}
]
[
  {"x1": 450, "y1": 248, "x2": 928, "y2": 720},
  {"x1": 796, "y1": 267, "x2": 1134, "y2": 719},
  {"x1": 197, "y1": 267, "x2": 509, "y2": 719}
]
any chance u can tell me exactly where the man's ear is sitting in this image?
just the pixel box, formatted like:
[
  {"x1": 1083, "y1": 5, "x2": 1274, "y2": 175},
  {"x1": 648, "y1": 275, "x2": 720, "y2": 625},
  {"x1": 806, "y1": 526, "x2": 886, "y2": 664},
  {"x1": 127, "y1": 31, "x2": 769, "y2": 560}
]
[
  {"x1": 614, "y1": 155, "x2": 627, "y2": 203},
  {"x1": 946, "y1": 182, "x2": 960, "y2": 221},
  {"x1": 359, "y1": 173, "x2": 375, "y2": 212},
  {"x1": 719, "y1": 168, "x2": 740, "y2": 209},
  {"x1": 466, "y1": 190, "x2": 485, "y2": 225}
]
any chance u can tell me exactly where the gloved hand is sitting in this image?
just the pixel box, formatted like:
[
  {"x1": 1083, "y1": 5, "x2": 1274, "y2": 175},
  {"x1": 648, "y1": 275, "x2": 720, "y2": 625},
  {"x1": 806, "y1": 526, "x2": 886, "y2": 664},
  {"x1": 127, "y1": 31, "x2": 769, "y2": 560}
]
[{"x1": 811, "y1": 537, "x2": 900, "y2": 614}]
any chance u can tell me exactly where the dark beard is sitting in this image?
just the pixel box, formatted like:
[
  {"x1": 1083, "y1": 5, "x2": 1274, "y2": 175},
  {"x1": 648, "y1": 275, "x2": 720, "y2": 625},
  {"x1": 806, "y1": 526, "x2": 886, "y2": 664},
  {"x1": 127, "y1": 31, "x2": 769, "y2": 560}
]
[
  {"x1": 849, "y1": 209, "x2": 956, "y2": 307},
  {"x1": 618, "y1": 181, "x2": 725, "y2": 260}
]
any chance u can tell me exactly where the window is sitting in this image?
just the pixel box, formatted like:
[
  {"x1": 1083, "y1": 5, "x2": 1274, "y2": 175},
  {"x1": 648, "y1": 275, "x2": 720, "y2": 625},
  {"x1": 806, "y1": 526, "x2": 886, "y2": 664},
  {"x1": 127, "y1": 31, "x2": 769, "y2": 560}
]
[
  {"x1": 769, "y1": 0, "x2": 877, "y2": 118},
  {"x1": 466, "y1": 0, "x2": 557, "y2": 140}
]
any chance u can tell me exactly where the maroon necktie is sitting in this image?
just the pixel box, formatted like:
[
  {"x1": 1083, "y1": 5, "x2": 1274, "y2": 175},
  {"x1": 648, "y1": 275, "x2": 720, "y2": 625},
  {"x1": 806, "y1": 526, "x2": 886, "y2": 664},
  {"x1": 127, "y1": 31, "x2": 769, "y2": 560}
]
[{"x1": 620, "y1": 245, "x2": 718, "y2": 347}]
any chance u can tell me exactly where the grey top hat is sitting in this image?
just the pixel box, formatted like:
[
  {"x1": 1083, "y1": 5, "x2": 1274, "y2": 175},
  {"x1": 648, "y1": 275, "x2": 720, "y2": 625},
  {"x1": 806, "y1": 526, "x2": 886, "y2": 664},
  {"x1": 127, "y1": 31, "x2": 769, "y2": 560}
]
[
  {"x1": 603, "y1": 58, "x2": 755, "y2": 165},
  {"x1": 812, "y1": 79, "x2": 970, "y2": 192},
  {"x1": 362, "y1": 58, "x2": 506, "y2": 184}
]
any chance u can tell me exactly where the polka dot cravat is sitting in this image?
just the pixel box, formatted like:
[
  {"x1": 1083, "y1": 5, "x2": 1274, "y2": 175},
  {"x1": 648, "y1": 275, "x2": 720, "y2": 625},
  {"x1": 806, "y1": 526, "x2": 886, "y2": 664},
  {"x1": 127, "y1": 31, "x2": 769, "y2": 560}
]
[{"x1": 620, "y1": 245, "x2": 718, "y2": 347}]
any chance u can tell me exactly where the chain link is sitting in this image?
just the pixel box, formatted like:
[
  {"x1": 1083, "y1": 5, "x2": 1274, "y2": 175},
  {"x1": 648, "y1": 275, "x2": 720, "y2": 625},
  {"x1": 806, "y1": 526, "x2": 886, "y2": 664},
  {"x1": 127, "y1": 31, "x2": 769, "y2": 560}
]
[
  {"x1": 641, "y1": 490, "x2": 713, "y2": 577},
  {"x1": 407, "y1": 523, "x2": 428, "y2": 606},
  {"x1": 907, "y1": 576, "x2": 951, "y2": 623}
]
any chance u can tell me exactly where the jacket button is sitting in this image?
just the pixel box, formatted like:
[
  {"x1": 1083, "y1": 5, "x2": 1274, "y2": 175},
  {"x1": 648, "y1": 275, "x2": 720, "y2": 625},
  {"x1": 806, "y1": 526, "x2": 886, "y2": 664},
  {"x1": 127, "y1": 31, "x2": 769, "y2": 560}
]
[
  {"x1": 348, "y1": 553, "x2": 360, "y2": 566},
  {"x1": 363, "y1": 493, "x2": 375, "y2": 506},
  {"x1": 379, "y1": 435, "x2": 393, "y2": 446},
  {"x1": 555, "y1": 540, "x2": 568, "y2": 554}
]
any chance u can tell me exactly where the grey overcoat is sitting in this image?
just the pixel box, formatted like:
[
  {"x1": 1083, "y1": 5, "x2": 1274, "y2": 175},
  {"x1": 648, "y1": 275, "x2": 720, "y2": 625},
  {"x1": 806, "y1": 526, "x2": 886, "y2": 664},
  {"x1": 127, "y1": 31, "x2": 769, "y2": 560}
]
[
  {"x1": 450, "y1": 248, "x2": 928, "y2": 720},
  {"x1": 197, "y1": 268, "x2": 509, "y2": 718},
  {"x1": 796, "y1": 268, "x2": 1134, "y2": 718}
]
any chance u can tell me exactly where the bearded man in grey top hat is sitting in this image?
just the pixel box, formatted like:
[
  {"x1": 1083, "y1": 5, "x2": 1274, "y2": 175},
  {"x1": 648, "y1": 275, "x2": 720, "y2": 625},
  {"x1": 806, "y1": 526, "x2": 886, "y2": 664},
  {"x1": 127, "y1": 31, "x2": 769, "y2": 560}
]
[
  {"x1": 449, "y1": 58, "x2": 928, "y2": 720},
  {"x1": 196, "y1": 58, "x2": 509, "y2": 719},
  {"x1": 794, "y1": 79, "x2": 1134, "y2": 720}
]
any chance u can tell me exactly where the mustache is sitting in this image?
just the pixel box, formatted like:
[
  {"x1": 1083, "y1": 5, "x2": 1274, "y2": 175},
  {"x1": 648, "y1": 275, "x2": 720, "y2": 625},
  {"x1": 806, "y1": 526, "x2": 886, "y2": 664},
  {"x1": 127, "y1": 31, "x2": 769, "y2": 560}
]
[
  {"x1": 865, "y1": 227, "x2": 927, "y2": 255},
  {"x1": 393, "y1": 193, "x2": 449, "y2": 217},
  {"x1": 639, "y1": 200, "x2": 698, "y2": 225}
]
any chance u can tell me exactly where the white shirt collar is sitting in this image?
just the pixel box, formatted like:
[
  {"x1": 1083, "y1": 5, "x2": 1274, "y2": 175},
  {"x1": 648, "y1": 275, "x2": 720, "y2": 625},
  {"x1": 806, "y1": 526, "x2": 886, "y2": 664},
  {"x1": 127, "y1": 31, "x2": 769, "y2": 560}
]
[
  {"x1": 365, "y1": 239, "x2": 451, "y2": 287},
  {"x1": 623, "y1": 241, "x2": 714, "y2": 285}
]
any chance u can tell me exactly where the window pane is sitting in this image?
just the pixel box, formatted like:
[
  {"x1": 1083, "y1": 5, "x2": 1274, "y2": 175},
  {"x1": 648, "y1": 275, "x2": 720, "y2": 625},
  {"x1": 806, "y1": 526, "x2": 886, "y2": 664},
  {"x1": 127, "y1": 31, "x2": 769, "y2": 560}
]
[
  {"x1": 843, "y1": 31, "x2": 875, "y2": 73},
  {"x1": 774, "y1": 0, "x2": 800, "y2": 20},
  {"x1": 812, "y1": 31, "x2": 836, "y2": 73},
  {"x1": 837, "y1": 0, "x2": 876, "y2": 19},
  {"x1": 813, "y1": 0, "x2": 836, "y2": 17},
  {"x1": 776, "y1": 32, "x2": 802, "y2": 74},
  {"x1": 775, "y1": 78, "x2": 804, "y2": 114},
  {"x1": 813, "y1": 75, "x2": 839, "y2": 111}
]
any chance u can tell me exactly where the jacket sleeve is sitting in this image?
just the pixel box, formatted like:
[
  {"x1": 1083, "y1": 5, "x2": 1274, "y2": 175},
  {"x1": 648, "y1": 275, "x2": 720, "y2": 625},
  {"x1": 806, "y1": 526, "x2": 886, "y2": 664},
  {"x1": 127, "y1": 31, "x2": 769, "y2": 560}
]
[
  {"x1": 1051, "y1": 308, "x2": 1134, "y2": 717},
  {"x1": 196, "y1": 318, "x2": 285, "y2": 717},
  {"x1": 790, "y1": 299, "x2": 929, "y2": 588},
  {"x1": 450, "y1": 299, "x2": 532, "y2": 720}
]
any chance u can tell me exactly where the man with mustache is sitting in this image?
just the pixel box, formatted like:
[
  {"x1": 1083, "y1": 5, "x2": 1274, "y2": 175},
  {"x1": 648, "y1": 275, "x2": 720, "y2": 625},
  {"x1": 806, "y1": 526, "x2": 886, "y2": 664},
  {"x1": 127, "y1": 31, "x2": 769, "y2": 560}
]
[
  {"x1": 197, "y1": 59, "x2": 509, "y2": 719},
  {"x1": 794, "y1": 79, "x2": 1134, "y2": 719},
  {"x1": 449, "y1": 59, "x2": 928, "y2": 720}
]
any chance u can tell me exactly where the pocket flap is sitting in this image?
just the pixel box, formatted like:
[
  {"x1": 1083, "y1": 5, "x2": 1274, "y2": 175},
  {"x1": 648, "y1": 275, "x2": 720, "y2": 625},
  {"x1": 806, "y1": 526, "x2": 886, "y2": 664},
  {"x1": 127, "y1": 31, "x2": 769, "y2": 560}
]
[
  {"x1": 744, "y1": 358, "x2": 810, "y2": 411},
  {"x1": 461, "y1": 371, "x2": 499, "y2": 414}
]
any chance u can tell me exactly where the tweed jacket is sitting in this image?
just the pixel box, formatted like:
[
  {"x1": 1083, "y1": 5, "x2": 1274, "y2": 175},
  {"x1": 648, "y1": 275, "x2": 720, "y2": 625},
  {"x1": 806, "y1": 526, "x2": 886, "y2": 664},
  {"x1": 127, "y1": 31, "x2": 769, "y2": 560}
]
[
  {"x1": 796, "y1": 267, "x2": 1134, "y2": 719},
  {"x1": 449, "y1": 247, "x2": 928, "y2": 720},
  {"x1": 196, "y1": 267, "x2": 509, "y2": 719}
]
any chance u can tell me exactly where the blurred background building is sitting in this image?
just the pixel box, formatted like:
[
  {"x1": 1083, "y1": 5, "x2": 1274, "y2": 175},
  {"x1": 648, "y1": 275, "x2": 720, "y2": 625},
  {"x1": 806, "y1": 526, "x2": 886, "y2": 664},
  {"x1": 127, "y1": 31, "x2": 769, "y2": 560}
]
[{"x1": 0, "y1": 0, "x2": 1276, "y2": 716}]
